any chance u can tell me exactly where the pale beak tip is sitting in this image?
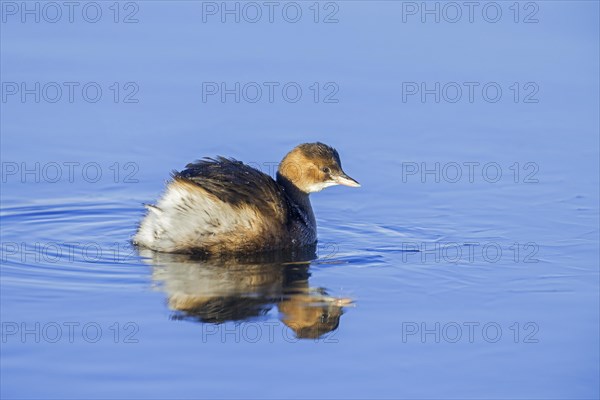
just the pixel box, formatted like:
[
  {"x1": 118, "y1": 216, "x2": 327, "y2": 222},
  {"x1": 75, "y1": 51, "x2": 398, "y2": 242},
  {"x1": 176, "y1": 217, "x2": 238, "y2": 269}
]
[
  {"x1": 335, "y1": 297, "x2": 354, "y2": 306},
  {"x1": 335, "y1": 175, "x2": 361, "y2": 188}
]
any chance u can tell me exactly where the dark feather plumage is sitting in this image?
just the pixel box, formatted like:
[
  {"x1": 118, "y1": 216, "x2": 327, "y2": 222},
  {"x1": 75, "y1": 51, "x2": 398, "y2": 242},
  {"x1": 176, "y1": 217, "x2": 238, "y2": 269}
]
[
  {"x1": 173, "y1": 157, "x2": 303, "y2": 228},
  {"x1": 296, "y1": 142, "x2": 342, "y2": 167}
]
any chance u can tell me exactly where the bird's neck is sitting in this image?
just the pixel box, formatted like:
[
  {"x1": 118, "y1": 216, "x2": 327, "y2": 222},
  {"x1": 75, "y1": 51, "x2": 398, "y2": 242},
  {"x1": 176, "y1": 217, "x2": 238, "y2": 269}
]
[{"x1": 277, "y1": 173, "x2": 316, "y2": 226}]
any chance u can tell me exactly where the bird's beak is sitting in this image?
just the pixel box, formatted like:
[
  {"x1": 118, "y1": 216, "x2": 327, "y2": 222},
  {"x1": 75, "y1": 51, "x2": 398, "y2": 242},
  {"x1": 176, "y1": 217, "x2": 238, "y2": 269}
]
[{"x1": 333, "y1": 173, "x2": 361, "y2": 187}]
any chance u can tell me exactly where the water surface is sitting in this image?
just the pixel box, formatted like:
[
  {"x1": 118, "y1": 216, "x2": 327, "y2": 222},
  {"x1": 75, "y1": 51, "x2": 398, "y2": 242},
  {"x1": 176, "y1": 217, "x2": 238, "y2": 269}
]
[{"x1": 1, "y1": 2, "x2": 599, "y2": 398}]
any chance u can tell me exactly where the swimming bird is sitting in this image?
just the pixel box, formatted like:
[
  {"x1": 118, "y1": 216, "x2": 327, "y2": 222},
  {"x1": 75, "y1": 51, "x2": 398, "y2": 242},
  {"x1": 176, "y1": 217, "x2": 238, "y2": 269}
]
[{"x1": 134, "y1": 142, "x2": 360, "y2": 255}]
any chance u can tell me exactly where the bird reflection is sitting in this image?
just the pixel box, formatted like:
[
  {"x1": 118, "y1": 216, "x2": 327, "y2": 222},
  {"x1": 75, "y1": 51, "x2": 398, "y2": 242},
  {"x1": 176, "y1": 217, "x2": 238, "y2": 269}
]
[{"x1": 138, "y1": 246, "x2": 352, "y2": 339}]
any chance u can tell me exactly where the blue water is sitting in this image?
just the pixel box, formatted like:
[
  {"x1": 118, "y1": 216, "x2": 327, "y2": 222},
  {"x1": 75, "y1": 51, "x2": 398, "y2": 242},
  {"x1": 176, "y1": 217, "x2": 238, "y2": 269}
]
[{"x1": 1, "y1": 1, "x2": 599, "y2": 398}]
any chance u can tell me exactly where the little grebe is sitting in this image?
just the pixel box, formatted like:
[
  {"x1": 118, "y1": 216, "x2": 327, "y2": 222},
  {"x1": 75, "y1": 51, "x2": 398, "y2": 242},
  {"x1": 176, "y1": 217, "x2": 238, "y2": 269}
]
[{"x1": 134, "y1": 142, "x2": 359, "y2": 255}]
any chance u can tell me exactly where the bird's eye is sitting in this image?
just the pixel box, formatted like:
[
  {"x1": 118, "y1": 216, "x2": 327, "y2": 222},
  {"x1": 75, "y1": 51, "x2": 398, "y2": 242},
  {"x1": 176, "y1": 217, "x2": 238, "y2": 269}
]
[{"x1": 321, "y1": 167, "x2": 330, "y2": 174}]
